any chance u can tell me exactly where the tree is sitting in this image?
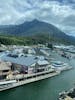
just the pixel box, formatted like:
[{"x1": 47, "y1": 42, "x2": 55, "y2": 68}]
[{"x1": 47, "y1": 43, "x2": 53, "y2": 50}]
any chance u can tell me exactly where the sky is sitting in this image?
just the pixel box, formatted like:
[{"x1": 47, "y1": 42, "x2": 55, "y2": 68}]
[{"x1": 0, "y1": 0, "x2": 75, "y2": 36}]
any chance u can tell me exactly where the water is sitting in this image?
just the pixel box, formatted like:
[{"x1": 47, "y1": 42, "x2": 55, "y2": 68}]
[{"x1": 0, "y1": 52, "x2": 75, "y2": 100}]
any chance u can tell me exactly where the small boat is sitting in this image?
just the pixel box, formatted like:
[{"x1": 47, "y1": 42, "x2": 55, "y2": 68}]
[
  {"x1": 0, "y1": 80, "x2": 17, "y2": 85},
  {"x1": 0, "y1": 80, "x2": 17, "y2": 89},
  {"x1": 59, "y1": 88, "x2": 75, "y2": 100}
]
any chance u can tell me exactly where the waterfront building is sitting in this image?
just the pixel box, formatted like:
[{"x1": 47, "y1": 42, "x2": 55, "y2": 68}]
[
  {"x1": 1, "y1": 53, "x2": 53, "y2": 75},
  {"x1": 0, "y1": 61, "x2": 12, "y2": 79}
]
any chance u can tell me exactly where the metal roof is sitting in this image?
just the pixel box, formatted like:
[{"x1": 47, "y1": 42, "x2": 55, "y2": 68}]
[
  {"x1": 37, "y1": 60, "x2": 49, "y2": 65},
  {"x1": 1, "y1": 55, "x2": 37, "y2": 66}
]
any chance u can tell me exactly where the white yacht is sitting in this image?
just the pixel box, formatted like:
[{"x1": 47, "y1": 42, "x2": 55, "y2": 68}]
[{"x1": 51, "y1": 61, "x2": 72, "y2": 71}]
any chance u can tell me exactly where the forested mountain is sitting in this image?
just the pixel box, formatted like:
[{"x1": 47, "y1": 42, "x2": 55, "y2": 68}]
[{"x1": 0, "y1": 19, "x2": 75, "y2": 45}]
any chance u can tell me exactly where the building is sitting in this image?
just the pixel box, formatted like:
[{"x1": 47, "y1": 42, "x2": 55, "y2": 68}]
[
  {"x1": 1, "y1": 53, "x2": 52, "y2": 75},
  {"x1": 0, "y1": 61, "x2": 12, "y2": 79}
]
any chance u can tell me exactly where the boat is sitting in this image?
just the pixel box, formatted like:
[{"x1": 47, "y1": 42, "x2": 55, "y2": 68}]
[
  {"x1": 59, "y1": 88, "x2": 75, "y2": 100},
  {"x1": 0, "y1": 80, "x2": 17, "y2": 89},
  {"x1": 51, "y1": 61, "x2": 72, "y2": 72},
  {"x1": 0, "y1": 80, "x2": 17, "y2": 85}
]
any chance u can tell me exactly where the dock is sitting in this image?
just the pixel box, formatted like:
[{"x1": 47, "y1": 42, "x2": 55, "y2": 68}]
[{"x1": 0, "y1": 71, "x2": 60, "y2": 92}]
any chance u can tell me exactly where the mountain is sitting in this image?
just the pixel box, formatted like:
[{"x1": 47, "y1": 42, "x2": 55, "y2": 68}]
[
  {"x1": 0, "y1": 19, "x2": 75, "y2": 44},
  {"x1": 0, "y1": 19, "x2": 66, "y2": 36}
]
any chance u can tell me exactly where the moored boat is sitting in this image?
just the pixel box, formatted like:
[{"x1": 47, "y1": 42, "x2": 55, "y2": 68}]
[{"x1": 59, "y1": 88, "x2": 75, "y2": 100}]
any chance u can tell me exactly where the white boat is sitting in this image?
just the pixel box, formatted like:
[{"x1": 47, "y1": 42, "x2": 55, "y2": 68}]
[
  {"x1": 0, "y1": 80, "x2": 17, "y2": 85},
  {"x1": 0, "y1": 80, "x2": 17, "y2": 90},
  {"x1": 51, "y1": 61, "x2": 72, "y2": 71},
  {"x1": 59, "y1": 88, "x2": 75, "y2": 100}
]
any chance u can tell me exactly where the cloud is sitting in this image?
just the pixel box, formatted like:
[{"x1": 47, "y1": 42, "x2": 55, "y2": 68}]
[{"x1": 0, "y1": 0, "x2": 75, "y2": 36}]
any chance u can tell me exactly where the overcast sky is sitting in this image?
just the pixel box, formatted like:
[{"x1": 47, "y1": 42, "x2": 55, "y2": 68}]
[{"x1": 0, "y1": 0, "x2": 75, "y2": 36}]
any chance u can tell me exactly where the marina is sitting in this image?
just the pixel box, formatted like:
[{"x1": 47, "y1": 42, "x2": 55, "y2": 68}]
[
  {"x1": 0, "y1": 0, "x2": 75, "y2": 99},
  {"x1": 0, "y1": 44, "x2": 75, "y2": 100},
  {"x1": 0, "y1": 59, "x2": 75, "y2": 100}
]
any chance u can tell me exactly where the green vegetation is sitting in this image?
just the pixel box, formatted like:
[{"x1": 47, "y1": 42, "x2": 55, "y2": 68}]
[
  {"x1": 0, "y1": 35, "x2": 27, "y2": 45},
  {"x1": 0, "y1": 20, "x2": 75, "y2": 45},
  {"x1": 0, "y1": 34, "x2": 49, "y2": 45},
  {"x1": 0, "y1": 34, "x2": 74, "y2": 45}
]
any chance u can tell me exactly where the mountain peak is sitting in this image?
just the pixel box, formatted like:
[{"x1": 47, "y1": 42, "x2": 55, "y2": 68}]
[
  {"x1": 0, "y1": 18, "x2": 66, "y2": 38},
  {"x1": 32, "y1": 19, "x2": 39, "y2": 22}
]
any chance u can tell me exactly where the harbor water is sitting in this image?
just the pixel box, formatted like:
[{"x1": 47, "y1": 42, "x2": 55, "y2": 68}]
[{"x1": 0, "y1": 52, "x2": 75, "y2": 100}]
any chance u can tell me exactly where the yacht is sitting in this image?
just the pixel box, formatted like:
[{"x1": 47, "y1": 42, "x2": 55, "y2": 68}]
[{"x1": 51, "y1": 61, "x2": 72, "y2": 71}]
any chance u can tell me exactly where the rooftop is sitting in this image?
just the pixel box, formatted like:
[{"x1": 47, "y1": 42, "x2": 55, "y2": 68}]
[{"x1": 1, "y1": 54, "x2": 37, "y2": 66}]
